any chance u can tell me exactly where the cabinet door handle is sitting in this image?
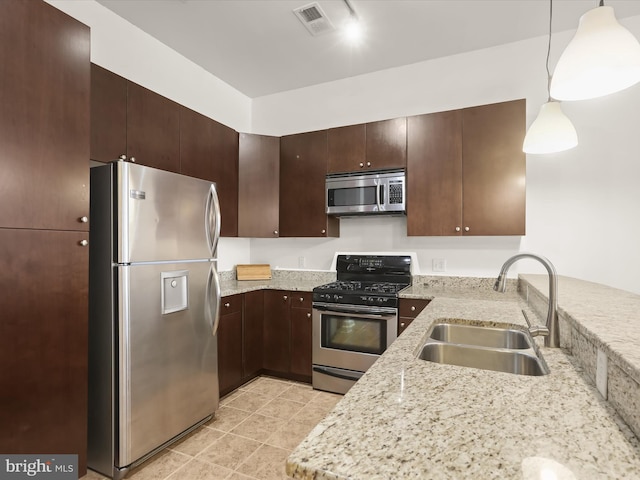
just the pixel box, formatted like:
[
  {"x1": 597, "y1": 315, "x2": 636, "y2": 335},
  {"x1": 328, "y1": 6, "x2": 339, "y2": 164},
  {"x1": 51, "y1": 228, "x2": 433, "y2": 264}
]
[
  {"x1": 79, "y1": 240, "x2": 88, "y2": 246},
  {"x1": 283, "y1": 295, "x2": 288, "y2": 301},
  {"x1": 359, "y1": 162, "x2": 364, "y2": 168},
  {"x1": 79, "y1": 216, "x2": 88, "y2": 223},
  {"x1": 307, "y1": 313, "x2": 311, "y2": 318},
  {"x1": 273, "y1": 230, "x2": 278, "y2": 236},
  {"x1": 400, "y1": 322, "x2": 406, "y2": 328},
  {"x1": 410, "y1": 306, "x2": 416, "y2": 311},
  {"x1": 224, "y1": 302, "x2": 230, "y2": 308},
  {"x1": 130, "y1": 156, "x2": 136, "y2": 163},
  {"x1": 299, "y1": 297, "x2": 304, "y2": 302},
  {"x1": 366, "y1": 161, "x2": 371, "y2": 167},
  {"x1": 321, "y1": 229, "x2": 326, "y2": 234},
  {"x1": 119, "y1": 154, "x2": 127, "y2": 160},
  {"x1": 455, "y1": 226, "x2": 461, "y2": 232},
  {"x1": 464, "y1": 226, "x2": 470, "y2": 232}
]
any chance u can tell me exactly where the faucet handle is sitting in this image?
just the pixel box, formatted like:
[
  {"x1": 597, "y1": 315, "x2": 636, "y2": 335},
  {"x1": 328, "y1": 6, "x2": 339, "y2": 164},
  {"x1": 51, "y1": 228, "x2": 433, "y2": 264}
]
[{"x1": 522, "y1": 309, "x2": 549, "y2": 338}]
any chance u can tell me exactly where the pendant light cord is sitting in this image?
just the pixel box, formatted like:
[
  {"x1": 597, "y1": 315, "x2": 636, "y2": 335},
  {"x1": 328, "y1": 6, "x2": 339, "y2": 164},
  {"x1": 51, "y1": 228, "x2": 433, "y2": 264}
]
[{"x1": 546, "y1": 0, "x2": 553, "y2": 101}]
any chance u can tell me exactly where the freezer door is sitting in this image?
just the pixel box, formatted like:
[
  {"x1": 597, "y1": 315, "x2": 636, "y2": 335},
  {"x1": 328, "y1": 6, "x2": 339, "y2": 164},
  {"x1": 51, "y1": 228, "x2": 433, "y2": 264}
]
[
  {"x1": 117, "y1": 260, "x2": 219, "y2": 468},
  {"x1": 116, "y1": 162, "x2": 220, "y2": 263}
]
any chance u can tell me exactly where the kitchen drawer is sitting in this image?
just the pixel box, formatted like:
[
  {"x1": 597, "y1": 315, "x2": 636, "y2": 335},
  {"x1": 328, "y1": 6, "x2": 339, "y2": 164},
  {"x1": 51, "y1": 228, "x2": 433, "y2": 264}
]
[
  {"x1": 221, "y1": 294, "x2": 242, "y2": 315},
  {"x1": 399, "y1": 298, "x2": 430, "y2": 318},
  {"x1": 290, "y1": 292, "x2": 312, "y2": 309}
]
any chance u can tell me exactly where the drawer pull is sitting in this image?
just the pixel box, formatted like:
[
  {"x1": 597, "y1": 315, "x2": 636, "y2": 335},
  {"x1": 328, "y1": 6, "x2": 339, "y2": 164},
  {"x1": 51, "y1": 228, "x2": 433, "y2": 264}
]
[
  {"x1": 224, "y1": 302, "x2": 230, "y2": 308},
  {"x1": 410, "y1": 306, "x2": 416, "y2": 312}
]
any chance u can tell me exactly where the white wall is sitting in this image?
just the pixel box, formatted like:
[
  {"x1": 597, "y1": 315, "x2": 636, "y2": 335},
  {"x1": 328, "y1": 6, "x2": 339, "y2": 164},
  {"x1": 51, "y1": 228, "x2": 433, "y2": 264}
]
[
  {"x1": 47, "y1": 0, "x2": 253, "y2": 271},
  {"x1": 251, "y1": 18, "x2": 640, "y2": 294},
  {"x1": 45, "y1": 1, "x2": 640, "y2": 291}
]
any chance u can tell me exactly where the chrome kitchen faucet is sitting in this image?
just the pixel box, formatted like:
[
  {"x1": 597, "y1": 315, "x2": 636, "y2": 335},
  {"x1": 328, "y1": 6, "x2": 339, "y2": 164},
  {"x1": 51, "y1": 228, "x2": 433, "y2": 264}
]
[{"x1": 494, "y1": 253, "x2": 560, "y2": 348}]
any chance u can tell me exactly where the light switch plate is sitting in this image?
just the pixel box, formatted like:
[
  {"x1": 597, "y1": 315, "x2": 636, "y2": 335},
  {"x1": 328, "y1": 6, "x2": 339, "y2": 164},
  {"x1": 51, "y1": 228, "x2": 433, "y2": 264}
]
[{"x1": 596, "y1": 349, "x2": 608, "y2": 399}]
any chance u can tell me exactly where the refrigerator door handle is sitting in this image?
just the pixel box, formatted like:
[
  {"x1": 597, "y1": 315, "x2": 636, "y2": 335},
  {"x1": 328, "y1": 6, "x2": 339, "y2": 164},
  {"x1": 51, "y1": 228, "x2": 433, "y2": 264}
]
[
  {"x1": 205, "y1": 184, "x2": 221, "y2": 258},
  {"x1": 206, "y1": 263, "x2": 221, "y2": 336}
]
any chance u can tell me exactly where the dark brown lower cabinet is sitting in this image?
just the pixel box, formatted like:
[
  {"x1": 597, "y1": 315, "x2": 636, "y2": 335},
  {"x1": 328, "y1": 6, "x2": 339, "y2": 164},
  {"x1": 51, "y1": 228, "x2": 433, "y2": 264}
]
[
  {"x1": 290, "y1": 293, "x2": 313, "y2": 380},
  {"x1": 0, "y1": 228, "x2": 88, "y2": 475},
  {"x1": 263, "y1": 290, "x2": 291, "y2": 375},
  {"x1": 219, "y1": 289, "x2": 312, "y2": 393},
  {"x1": 218, "y1": 294, "x2": 243, "y2": 396},
  {"x1": 398, "y1": 298, "x2": 431, "y2": 336},
  {"x1": 243, "y1": 290, "x2": 264, "y2": 381}
]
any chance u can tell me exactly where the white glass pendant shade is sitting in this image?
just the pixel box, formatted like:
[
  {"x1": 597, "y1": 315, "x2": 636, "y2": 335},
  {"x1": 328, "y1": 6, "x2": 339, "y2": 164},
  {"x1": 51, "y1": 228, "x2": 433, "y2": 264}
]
[
  {"x1": 523, "y1": 101, "x2": 578, "y2": 154},
  {"x1": 550, "y1": 6, "x2": 640, "y2": 101}
]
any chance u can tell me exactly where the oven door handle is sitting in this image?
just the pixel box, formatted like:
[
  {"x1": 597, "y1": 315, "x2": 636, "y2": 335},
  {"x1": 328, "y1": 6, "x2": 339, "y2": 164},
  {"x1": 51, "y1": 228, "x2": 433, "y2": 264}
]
[
  {"x1": 313, "y1": 304, "x2": 395, "y2": 317},
  {"x1": 313, "y1": 366, "x2": 364, "y2": 382}
]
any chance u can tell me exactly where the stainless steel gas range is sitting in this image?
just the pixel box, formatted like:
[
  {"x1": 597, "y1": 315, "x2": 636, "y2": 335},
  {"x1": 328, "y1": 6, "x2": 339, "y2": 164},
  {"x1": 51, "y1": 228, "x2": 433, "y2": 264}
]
[{"x1": 312, "y1": 254, "x2": 412, "y2": 394}]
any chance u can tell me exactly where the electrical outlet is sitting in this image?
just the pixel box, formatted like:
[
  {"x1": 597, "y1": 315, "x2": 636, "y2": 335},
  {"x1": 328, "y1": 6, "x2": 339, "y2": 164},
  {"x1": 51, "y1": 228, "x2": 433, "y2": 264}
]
[
  {"x1": 596, "y1": 349, "x2": 608, "y2": 399},
  {"x1": 298, "y1": 256, "x2": 306, "y2": 268},
  {"x1": 432, "y1": 258, "x2": 446, "y2": 272}
]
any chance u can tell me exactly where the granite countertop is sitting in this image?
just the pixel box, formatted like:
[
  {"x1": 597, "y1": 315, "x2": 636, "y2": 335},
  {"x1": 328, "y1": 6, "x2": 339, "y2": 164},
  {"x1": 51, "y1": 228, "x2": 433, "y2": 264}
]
[
  {"x1": 220, "y1": 270, "x2": 333, "y2": 297},
  {"x1": 286, "y1": 283, "x2": 640, "y2": 479}
]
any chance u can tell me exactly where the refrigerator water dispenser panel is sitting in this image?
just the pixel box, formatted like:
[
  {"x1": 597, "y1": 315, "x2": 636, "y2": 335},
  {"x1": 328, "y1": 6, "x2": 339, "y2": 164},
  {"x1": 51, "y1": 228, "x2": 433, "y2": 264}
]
[{"x1": 161, "y1": 270, "x2": 189, "y2": 314}]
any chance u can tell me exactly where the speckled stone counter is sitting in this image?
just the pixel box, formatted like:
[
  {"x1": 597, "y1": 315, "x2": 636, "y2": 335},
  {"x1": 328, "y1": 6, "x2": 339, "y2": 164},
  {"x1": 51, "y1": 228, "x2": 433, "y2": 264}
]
[
  {"x1": 219, "y1": 269, "x2": 334, "y2": 297},
  {"x1": 520, "y1": 274, "x2": 640, "y2": 441},
  {"x1": 287, "y1": 282, "x2": 640, "y2": 479}
]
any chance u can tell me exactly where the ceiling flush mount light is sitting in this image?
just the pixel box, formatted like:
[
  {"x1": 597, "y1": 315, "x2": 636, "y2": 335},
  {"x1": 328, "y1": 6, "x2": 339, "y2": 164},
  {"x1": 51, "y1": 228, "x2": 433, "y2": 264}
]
[
  {"x1": 523, "y1": 0, "x2": 578, "y2": 154},
  {"x1": 342, "y1": 0, "x2": 363, "y2": 43},
  {"x1": 550, "y1": 0, "x2": 640, "y2": 101}
]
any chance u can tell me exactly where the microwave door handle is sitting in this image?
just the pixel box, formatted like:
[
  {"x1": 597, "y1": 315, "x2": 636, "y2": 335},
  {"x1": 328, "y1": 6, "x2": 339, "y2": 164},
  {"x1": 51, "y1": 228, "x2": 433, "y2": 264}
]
[{"x1": 376, "y1": 183, "x2": 383, "y2": 211}]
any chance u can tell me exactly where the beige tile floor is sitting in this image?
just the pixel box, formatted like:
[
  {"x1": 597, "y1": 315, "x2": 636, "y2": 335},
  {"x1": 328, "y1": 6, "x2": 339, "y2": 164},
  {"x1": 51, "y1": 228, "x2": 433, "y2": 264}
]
[{"x1": 82, "y1": 376, "x2": 341, "y2": 480}]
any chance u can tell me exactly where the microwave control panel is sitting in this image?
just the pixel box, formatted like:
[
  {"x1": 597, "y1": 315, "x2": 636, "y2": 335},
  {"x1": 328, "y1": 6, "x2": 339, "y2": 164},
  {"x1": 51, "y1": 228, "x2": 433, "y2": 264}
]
[{"x1": 388, "y1": 181, "x2": 404, "y2": 204}]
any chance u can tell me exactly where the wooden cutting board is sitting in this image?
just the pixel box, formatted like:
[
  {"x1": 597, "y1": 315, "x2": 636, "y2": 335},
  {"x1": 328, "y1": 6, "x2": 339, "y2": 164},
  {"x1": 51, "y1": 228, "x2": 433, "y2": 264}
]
[{"x1": 236, "y1": 264, "x2": 272, "y2": 281}]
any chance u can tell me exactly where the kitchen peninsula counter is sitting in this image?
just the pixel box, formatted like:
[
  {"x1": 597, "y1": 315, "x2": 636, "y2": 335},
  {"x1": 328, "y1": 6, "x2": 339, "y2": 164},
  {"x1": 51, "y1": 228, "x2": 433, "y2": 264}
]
[{"x1": 286, "y1": 276, "x2": 640, "y2": 479}]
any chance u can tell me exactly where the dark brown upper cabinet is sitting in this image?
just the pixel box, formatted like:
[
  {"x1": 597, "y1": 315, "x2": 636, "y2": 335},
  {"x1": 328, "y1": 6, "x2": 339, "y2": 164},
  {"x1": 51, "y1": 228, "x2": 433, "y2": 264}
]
[
  {"x1": 365, "y1": 117, "x2": 407, "y2": 171},
  {"x1": 461, "y1": 99, "x2": 526, "y2": 236},
  {"x1": 279, "y1": 130, "x2": 339, "y2": 237},
  {"x1": 326, "y1": 118, "x2": 406, "y2": 174},
  {"x1": 407, "y1": 109, "x2": 463, "y2": 236},
  {"x1": 90, "y1": 64, "x2": 181, "y2": 173},
  {"x1": 407, "y1": 99, "x2": 526, "y2": 236},
  {"x1": 327, "y1": 124, "x2": 366, "y2": 174},
  {"x1": 126, "y1": 82, "x2": 181, "y2": 173},
  {"x1": 180, "y1": 107, "x2": 239, "y2": 237},
  {"x1": 91, "y1": 64, "x2": 127, "y2": 164},
  {"x1": 1, "y1": 0, "x2": 90, "y2": 232},
  {"x1": 238, "y1": 133, "x2": 280, "y2": 238}
]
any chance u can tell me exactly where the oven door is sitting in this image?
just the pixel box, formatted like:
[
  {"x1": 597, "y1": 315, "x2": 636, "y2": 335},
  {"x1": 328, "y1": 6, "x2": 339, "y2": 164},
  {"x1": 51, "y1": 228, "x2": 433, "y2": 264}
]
[{"x1": 312, "y1": 302, "x2": 398, "y2": 374}]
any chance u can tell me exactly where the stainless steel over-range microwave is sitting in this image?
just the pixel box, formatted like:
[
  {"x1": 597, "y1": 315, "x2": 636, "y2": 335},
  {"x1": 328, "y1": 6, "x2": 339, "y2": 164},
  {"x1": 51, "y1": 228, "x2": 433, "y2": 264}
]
[{"x1": 326, "y1": 169, "x2": 406, "y2": 216}]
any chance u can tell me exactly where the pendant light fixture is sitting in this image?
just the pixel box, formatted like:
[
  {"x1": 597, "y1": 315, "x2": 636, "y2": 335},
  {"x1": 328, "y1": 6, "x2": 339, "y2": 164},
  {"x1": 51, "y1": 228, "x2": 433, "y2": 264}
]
[
  {"x1": 550, "y1": 0, "x2": 640, "y2": 101},
  {"x1": 523, "y1": 0, "x2": 578, "y2": 154}
]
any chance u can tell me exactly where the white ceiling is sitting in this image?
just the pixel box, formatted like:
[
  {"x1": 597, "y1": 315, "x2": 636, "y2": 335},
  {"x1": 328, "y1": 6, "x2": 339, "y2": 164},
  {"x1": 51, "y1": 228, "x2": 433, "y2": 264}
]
[{"x1": 96, "y1": 0, "x2": 640, "y2": 98}]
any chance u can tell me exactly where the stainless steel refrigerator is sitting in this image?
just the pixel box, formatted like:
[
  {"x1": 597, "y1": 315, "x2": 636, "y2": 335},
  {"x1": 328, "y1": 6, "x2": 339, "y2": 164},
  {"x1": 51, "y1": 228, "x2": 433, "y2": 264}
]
[{"x1": 88, "y1": 161, "x2": 221, "y2": 479}]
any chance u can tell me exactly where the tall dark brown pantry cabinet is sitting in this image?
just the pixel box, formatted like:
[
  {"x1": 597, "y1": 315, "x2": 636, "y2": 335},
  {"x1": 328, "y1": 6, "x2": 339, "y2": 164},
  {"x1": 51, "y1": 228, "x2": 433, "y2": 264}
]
[{"x1": 0, "y1": 0, "x2": 90, "y2": 475}]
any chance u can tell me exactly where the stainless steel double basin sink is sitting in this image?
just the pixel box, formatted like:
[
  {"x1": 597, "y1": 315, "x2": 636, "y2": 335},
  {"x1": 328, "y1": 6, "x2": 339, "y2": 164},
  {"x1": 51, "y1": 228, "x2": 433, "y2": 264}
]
[{"x1": 418, "y1": 322, "x2": 549, "y2": 376}]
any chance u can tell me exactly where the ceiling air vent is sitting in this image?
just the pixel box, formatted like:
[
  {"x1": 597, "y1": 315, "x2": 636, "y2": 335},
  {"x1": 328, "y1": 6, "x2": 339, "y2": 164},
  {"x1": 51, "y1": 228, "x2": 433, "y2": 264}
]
[{"x1": 293, "y1": 2, "x2": 335, "y2": 36}]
